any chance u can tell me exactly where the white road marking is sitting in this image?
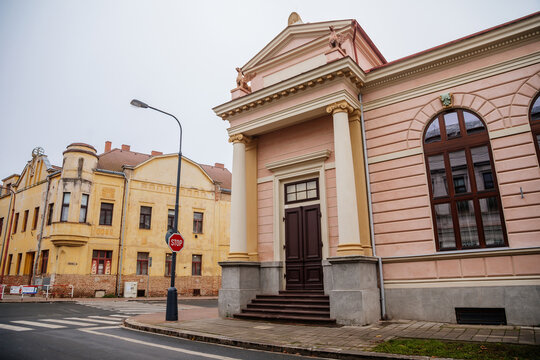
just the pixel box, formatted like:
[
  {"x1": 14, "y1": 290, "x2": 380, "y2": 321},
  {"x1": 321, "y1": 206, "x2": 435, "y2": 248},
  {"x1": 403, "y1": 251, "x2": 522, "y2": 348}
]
[
  {"x1": 0, "y1": 323, "x2": 33, "y2": 331},
  {"x1": 11, "y1": 320, "x2": 65, "y2": 329},
  {"x1": 79, "y1": 327, "x2": 241, "y2": 360},
  {"x1": 88, "y1": 316, "x2": 124, "y2": 321},
  {"x1": 110, "y1": 315, "x2": 130, "y2": 318},
  {"x1": 40, "y1": 319, "x2": 95, "y2": 326},
  {"x1": 65, "y1": 317, "x2": 120, "y2": 325}
]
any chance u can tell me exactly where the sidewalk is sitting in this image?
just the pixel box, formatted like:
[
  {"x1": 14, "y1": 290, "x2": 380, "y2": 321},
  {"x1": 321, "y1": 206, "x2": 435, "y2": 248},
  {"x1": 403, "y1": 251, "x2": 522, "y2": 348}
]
[
  {"x1": 0, "y1": 294, "x2": 215, "y2": 303},
  {"x1": 124, "y1": 308, "x2": 540, "y2": 360}
]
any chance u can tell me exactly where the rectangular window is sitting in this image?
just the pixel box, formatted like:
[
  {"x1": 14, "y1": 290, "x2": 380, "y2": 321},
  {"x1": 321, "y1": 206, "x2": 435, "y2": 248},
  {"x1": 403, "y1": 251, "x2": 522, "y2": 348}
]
[
  {"x1": 136, "y1": 252, "x2": 149, "y2": 275},
  {"x1": 13, "y1": 213, "x2": 19, "y2": 233},
  {"x1": 285, "y1": 178, "x2": 319, "y2": 204},
  {"x1": 165, "y1": 253, "x2": 172, "y2": 276},
  {"x1": 39, "y1": 250, "x2": 49, "y2": 274},
  {"x1": 167, "y1": 210, "x2": 175, "y2": 231},
  {"x1": 91, "y1": 250, "x2": 112, "y2": 275},
  {"x1": 193, "y1": 212, "x2": 203, "y2": 234},
  {"x1": 0, "y1": 217, "x2": 3, "y2": 237},
  {"x1": 192, "y1": 254, "x2": 202, "y2": 276},
  {"x1": 79, "y1": 194, "x2": 89, "y2": 223},
  {"x1": 32, "y1": 207, "x2": 39, "y2": 230},
  {"x1": 22, "y1": 210, "x2": 29, "y2": 232},
  {"x1": 61, "y1": 192, "x2": 70, "y2": 222},
  {"x1": 139, "y1": 206, "x2": 152, "y2": 229},
  {"x1": 47, "y1": 203, "x2": 54, "y2": 225},
  {"x1": 99, "y1": 203, "x2": 114, "y2": 226},
  {"x1": 7, "y1": 254, "x2": 13, "y2": 275},
  {"x1": 16, "y1": 253, "x2": 22, "y2": 275}
]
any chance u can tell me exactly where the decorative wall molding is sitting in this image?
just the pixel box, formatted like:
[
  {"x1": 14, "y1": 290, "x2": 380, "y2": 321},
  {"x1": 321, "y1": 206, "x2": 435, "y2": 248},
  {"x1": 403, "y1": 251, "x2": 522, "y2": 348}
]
[
  {"x1": 489, "y1": 123, "x2": 532, "y2": 139},
  {"x1": 266, "y1": 149, "x2": 331, "y2": 172},
  {"x1": 368, "y1": 147, "x2": 423, "y2": 164},
  {"x1": 384, "y1": 275, "x2": 540, "y2": 289},
  {"x1": 382, "y1": 247, "x2": 540, "y2": 263}
]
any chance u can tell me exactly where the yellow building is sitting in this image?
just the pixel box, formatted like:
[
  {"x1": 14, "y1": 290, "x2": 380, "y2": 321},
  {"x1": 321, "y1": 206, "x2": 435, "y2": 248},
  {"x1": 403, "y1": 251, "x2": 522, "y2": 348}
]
[{"x1": 0, "y1": 142, "x2": 231, "y2": 297}]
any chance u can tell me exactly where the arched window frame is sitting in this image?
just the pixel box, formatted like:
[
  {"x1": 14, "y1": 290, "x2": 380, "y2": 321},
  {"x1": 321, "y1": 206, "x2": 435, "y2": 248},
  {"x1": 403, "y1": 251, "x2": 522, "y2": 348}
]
[
  {"x1": 529, "y1": 92, "x2": 540, "y2": 165},
  {"x1": 424, "y1": 108, "x2": 508, "y2": 251}
]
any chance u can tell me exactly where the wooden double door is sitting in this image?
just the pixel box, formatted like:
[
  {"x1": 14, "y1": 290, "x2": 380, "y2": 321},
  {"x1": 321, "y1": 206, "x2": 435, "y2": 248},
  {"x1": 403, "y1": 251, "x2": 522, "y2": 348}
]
[{"x1": 284, "y1": 204, "x2": 323, "y2": 290}]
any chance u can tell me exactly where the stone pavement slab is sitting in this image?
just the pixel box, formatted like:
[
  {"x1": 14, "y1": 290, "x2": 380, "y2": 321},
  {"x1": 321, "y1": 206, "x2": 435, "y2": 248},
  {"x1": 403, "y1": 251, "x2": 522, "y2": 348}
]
[{"x1": 123, "y1": 309, "x2": 540, "y2": 360}]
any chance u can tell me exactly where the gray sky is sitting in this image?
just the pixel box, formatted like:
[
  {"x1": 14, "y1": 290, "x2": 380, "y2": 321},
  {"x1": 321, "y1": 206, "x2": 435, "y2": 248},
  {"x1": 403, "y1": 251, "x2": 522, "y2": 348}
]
[{"x1": 1, "y1": 0, "x2": 538, "y2": 178}]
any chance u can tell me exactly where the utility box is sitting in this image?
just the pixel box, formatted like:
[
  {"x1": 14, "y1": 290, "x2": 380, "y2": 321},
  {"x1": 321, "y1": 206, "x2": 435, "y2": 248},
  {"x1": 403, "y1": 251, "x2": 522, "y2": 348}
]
[{"x1": 124, "y1": 281, "x2": 137, "y2": 298}]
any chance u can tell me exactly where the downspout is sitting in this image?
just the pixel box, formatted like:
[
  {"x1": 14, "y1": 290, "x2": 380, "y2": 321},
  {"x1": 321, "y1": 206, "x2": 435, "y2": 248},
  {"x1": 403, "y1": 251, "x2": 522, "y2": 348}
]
[
  {"x1": 0, "y1": 188, "x2": 16, "y2": 283},
  {"x1": 358, "y1": 93, "x2": 387, "y2": 320},
  {"x1": 116, "y1": 170, "x2": 129, "y2": 296},
  {"x1": 31, "y1": 172, "x2": 57, "y2": 285}
]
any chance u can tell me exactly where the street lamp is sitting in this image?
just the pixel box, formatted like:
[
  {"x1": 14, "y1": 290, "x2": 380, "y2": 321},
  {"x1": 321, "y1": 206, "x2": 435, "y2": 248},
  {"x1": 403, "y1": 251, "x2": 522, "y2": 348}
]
[{"x1": 130, "y1": 99, "x2": 183, "y2": 321}]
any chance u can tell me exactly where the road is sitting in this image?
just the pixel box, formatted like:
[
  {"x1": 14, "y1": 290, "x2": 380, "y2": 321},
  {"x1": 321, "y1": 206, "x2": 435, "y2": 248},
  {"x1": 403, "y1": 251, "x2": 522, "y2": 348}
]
[{"x1": 0, "y1": 301, "x2": 327, "y2": 360}]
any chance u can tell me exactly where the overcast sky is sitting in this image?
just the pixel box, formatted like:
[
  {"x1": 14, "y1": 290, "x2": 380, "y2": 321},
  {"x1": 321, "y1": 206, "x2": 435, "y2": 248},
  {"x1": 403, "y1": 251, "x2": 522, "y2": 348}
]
[{"x1": 0, "y1": 0, "x2": 538, "y2": 178}]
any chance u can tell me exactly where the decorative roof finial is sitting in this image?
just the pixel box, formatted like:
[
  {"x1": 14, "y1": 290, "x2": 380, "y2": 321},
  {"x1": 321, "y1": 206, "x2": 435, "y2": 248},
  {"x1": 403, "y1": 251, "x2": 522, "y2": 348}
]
[{"x1": 288, "y1": 12, "x2": 303, "y2": 26}]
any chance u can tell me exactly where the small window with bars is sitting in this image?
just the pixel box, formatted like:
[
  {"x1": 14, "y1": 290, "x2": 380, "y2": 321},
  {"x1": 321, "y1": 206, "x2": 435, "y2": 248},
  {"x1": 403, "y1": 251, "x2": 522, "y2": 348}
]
[{"x1": 285, "y1": 178, "x2": 319, "y2": 204}]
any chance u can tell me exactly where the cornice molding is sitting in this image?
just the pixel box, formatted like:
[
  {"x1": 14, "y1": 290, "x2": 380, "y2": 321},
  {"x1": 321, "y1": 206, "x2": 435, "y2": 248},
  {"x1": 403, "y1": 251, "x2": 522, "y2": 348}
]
[
  {"x1": 228, "y1": 89, "x2": 360, "y2": 136},
  {"x1": 365, "y1": 17, "x2": 540, "y2": 86},
  {"x1": 266, "y1": 149, "x2": 331, "y2": 172},
  {"x1": 363, "y1": 51, "x2": 540, "y2": 112},
  {"x1": 214, "y1": 57, "x2": 365, "y2": 120}
]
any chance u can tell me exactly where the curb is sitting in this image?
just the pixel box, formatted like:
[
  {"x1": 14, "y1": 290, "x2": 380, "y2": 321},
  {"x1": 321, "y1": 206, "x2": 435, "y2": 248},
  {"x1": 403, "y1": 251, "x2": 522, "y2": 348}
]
[{"x1": 123, "y1": 318, "x2": 451, "y2": 360}]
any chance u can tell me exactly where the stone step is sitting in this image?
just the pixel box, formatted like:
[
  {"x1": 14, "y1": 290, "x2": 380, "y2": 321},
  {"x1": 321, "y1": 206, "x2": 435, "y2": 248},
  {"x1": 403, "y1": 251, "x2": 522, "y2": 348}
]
[
  {"x1": 247, "y1": 303, "x2": 329, "y2": 312},
  {"x1": 252, "y1": 298, "x2": 329, "y2": 306},
  {"x1": 234, "y1": 312, "x2": 336, "y2": 325},
  {"x1": 242, "y1": 307, "x2": 330, "y2": 317}
]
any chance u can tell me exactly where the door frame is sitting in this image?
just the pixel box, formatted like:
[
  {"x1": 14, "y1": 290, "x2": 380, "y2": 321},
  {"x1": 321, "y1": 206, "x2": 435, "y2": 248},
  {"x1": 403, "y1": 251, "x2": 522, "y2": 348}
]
[{"x1": 266, "y1": 151, "x2": 331, "y2": 290}]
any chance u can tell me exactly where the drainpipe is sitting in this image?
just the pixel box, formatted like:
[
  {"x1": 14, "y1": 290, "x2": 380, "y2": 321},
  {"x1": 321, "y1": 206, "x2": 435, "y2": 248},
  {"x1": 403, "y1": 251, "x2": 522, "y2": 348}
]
[
  {"x1": 358, "y1": 93, "x2": 387, "y2": 320},
  {"x1": 31, "y1": 172, "x2": 57, "y2": 285},
  {"x1": 0, "y1": 187, "x2": 16, "y2": 283}
]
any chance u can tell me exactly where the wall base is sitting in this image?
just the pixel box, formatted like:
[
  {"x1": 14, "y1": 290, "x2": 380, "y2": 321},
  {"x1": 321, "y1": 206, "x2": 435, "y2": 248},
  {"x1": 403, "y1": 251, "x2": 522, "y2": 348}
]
[
  {"x1": 385, "y1": 285, "x2": 540, "y2": 326},
  {"x1": 218, "y1": 261, "x2": 260, "y2": 318}
]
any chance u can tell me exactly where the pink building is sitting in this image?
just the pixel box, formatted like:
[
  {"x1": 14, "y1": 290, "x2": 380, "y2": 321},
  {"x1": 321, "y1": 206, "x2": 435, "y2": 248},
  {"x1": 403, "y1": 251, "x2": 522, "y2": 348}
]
[{"x1": 214, "y1": 12, "x2": 540, "y2": 325}]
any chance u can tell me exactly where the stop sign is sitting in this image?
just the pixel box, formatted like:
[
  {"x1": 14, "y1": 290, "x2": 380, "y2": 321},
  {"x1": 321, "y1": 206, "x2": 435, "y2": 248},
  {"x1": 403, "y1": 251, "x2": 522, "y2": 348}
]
[{"x1": 167, "y1": 232, "x2": 184, "y2": 252}]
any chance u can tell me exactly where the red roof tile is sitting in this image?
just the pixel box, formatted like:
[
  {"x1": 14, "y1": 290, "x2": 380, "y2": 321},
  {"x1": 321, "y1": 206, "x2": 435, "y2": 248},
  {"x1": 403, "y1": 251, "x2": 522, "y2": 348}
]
[
  {"x1": 97, "y1": 148, "x2": 151, "y2": 172},
  {"x1": 200, "y1": 163, "x2": 232, "y2": 190}
]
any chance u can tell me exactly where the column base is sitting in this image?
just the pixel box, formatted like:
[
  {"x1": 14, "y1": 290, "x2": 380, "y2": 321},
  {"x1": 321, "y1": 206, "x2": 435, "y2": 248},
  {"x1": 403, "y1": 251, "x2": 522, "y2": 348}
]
[
  {"x1": 218, "y1": 261, "x2": 260, "y2": 318},
  {"x1": 227, "y1": 252, "x2": 250, "y2": 261},
  {"x1": 327, "y1": 255, "x2": 380, "y2": 325},
  {"x1": 336, "y1": 243, "x2": 364, "y2": 256}
]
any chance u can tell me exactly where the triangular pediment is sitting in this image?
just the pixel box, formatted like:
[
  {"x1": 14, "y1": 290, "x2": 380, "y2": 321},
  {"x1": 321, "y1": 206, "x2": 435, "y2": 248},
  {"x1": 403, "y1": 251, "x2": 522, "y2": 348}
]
[
  {"x1": 15, "y1": 155, "x2": 51, "y2": 188},
  {"x1": 243, "y1": 20, "x2": 353, "y2": 71}
]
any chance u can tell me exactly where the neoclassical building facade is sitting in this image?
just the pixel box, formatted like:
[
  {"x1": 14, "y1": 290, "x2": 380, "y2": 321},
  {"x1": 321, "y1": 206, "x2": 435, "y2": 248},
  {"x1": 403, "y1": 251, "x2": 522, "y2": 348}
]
[{"x1": 214, "y1": 12, "x2": 540, "y2": 325}]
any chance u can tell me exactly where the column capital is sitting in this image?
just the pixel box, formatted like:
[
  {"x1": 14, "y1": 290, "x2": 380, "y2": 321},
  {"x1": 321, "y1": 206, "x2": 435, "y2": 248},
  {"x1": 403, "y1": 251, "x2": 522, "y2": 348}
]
[
  {"x1": 229, "y1": 133, "x2": 252, "y2": 144},
  {"x1": 348, "y1": 109, "x2": 361, "y2": 123},
  {"x1": 326, "y1": 100, "x2": 354, "y2": 115}
]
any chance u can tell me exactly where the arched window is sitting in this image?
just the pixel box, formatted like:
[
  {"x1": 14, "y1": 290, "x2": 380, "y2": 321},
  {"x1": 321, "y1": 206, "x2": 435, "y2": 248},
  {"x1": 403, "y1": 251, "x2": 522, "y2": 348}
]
[
  {"x1": 424, "y1": 109, "x2": 507, "y2": 251},
  {"x1": 530, "y1": 93, "x2": 540, "y2": 164}
]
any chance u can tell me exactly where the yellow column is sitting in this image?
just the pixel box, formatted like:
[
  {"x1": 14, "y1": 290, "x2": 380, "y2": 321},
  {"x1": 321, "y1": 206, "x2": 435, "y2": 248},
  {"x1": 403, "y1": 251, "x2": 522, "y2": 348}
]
[
  {"x1": 349, "y1": 110, "x2": 372, "y2": 255},
  {"x1": 326, "y1": 101, "x2": 363, "y2": 256},
  {"x1": 245, "y1": 140, "x2": 258, "y2": 261}
]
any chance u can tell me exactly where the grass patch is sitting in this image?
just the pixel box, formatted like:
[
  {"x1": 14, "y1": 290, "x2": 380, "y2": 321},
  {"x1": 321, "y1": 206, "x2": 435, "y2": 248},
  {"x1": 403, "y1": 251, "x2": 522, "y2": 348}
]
[{"x1": 371, "y1": 338, "x2": 540, "y2": 360}]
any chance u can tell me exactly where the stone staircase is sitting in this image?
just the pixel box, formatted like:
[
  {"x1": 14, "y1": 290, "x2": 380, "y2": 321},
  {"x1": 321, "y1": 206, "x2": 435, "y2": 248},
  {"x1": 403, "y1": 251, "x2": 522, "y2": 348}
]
[{"x1": 234, "y1": 290, "x2": 336, "y2": 325}]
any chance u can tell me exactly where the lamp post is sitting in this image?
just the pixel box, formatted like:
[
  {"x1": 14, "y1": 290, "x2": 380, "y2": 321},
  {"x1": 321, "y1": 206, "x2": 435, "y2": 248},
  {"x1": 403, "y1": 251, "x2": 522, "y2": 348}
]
[{"x1": 130, "y1": 99, "x2": 182, "y2": 321}]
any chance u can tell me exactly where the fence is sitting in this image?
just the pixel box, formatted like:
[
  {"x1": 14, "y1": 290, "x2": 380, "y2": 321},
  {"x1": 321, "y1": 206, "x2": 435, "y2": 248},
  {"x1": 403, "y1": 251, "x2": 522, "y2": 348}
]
[{"x1": 0, "y1": 284, "x2": 74, "y2": 300}]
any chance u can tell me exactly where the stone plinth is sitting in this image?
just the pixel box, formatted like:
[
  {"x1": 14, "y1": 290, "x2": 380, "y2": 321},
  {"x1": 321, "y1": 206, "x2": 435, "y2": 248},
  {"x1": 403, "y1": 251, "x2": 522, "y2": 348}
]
[
  {"x1": 218, "y1": 261, "x2": 260, "y2": 318},
  {"x1": 327, "y1": 255, "x2": 380, "y2": 325}
]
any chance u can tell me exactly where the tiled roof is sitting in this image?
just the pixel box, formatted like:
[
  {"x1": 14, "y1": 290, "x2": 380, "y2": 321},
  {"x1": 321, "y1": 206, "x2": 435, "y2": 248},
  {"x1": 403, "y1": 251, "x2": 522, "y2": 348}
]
[
  {"x1": 200, "y1": 164, "x2": 232, "y2": 190},
  {"x1": 97, "y1": 148, "x2": 151, "y2": 172}
]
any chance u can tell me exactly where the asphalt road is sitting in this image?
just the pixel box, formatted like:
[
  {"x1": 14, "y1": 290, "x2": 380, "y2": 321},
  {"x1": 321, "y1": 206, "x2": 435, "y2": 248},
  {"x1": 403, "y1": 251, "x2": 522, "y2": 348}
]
[{"x1": 0, "y1": 302, "x2": 327, "y2": 360}]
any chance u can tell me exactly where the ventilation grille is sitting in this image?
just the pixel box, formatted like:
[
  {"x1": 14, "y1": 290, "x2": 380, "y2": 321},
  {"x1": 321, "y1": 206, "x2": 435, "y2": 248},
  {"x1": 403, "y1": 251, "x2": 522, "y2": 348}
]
[{"x1": 455, "y1": 308, "x2": 507, "y2": 325}]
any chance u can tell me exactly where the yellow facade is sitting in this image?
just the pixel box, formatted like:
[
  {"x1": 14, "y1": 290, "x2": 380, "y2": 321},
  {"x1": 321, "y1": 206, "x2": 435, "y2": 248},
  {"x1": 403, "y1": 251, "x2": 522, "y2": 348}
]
[{"x1": 0, "y1": 143, "x2": 230, "y2": 297}]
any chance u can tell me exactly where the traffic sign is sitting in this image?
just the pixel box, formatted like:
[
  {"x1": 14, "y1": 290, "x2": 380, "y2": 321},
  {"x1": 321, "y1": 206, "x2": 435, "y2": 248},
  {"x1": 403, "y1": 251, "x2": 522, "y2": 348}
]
[{"x1": 166, "y1": 232, "x2": 184, "y2": 252}]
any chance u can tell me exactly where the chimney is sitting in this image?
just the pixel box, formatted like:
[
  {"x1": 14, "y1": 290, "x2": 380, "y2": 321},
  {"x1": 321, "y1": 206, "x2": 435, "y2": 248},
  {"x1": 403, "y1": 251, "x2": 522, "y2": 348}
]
[
  {"x1": 121, "y1": 144, "x2": 130, "y2": 151},
  {"x1": 151, "y1": 151, "x2": 163, "y2": 156},
  {"x1": 215, "y1": 163, "x2": 224, "y2": 169},
  {"x1": 104, "y1": 141, "x2": 112, "y2": 152}
]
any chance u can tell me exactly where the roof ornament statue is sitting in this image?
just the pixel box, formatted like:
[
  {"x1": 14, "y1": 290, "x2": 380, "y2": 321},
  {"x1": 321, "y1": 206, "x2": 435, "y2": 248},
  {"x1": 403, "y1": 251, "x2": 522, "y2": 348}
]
[
  {"x1": 235, "y1": 67, "x2": 256, "y2": 93},
  {"x1": 288, "y1": 12, "x2": 303, "y2": 26},
  {"x1": 32, "y1": 146, "x2": 45, "y2": 158},
  {"x1": 328, "y1": 25, "x2": 345, "y2": 51}
]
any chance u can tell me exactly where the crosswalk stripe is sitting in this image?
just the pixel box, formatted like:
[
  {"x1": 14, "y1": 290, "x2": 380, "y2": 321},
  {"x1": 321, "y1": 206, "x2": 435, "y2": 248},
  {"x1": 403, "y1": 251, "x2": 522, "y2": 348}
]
[
  {"x1": 88, "y1": 316, "x2": 124, "y2": 321},
  {"x1": 110, "y1": 315, "x2": 130, "y2": 318},
  {"x1": 65, "y1": 317, "x2": 119, "y2": 325},
  {"x1": 40, "y1": 319, "x2": 95, "y2": 326},
  {"x1": 11, "y1": 320, "x2": 65, "y2": 329},
  {"x1": 0, "y1": 323, "x2": 32, "y2": 332}
]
